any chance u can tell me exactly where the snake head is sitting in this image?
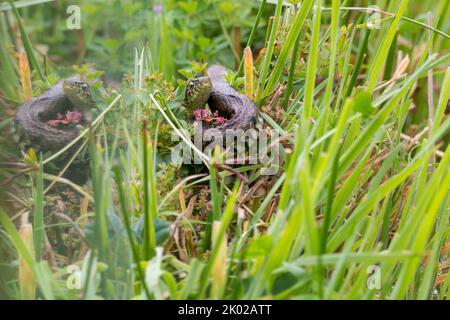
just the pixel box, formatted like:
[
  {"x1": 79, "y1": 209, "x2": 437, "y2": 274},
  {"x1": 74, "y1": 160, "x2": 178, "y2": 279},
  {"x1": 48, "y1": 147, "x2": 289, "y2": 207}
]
[
  {"x1": 63, "y1": 79, "x2": 96, "y2": 111},
  {"x1": 184, "y1": 76, "x2": 212, "y2": 113}
]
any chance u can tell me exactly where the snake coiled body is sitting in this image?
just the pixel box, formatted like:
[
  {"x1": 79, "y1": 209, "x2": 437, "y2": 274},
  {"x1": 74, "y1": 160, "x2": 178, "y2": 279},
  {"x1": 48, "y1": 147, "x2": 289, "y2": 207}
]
[
  {"x1": 15, "y1": 79, "x2": 94, "y2": 184},
  {"x1": 206, "y1": 64, "x2": 257, "y2": 133},
  {"x1": 184, "y1": 64, "x2": 258, "y2": 138},
  {"x1": 16, "y1": 81, "x2": 80, "y2": 152}
]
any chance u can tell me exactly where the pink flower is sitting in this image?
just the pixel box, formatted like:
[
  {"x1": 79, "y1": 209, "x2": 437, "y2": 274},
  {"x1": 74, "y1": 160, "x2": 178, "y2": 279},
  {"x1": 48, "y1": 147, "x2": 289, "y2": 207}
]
[
  {"x1": 47, "y1": 120, "x2": 60, "y2": 127},
  {"x1": 193, "y1": 109, "x2": 227, "y2": 126},
  {"x1": 46, "y1": 110, "x2": 83, "y2": 127},
  {"x1": 154, "y1": 4, "x2": 162, "y2": 14},
  {"x1": 194, "y1": 109, "x2": 211, "y2": 121},
  {"x1": 194, "y1": 109, "x2": 204, "y2": 121},
  {"x1": 201, "y1": 109, "x2": 210, "y2": 119}
]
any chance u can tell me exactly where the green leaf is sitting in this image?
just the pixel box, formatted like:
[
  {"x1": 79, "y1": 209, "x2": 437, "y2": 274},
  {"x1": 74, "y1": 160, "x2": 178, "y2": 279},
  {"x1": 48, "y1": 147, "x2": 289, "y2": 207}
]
[
  {"x1": 272, "y1": 269, "x2": 310, "y2": 295},
  {"x1": 197, "y1": 37, "x2": 212, "y2": 50},
  {"x1": 178, "y1": 1, "x2": 198, "y2": 14},
  {"x1": 154, "y1": 219, "x2": 170, "y2": 246},
  {"x1": 178, "y1": 69, "x2": 194, "y2": 79}
]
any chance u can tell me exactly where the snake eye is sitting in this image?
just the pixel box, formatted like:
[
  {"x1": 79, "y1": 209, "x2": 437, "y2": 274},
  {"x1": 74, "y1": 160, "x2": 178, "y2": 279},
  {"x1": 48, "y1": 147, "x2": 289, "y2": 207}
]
[
  {"x1": 188, "y1": 81, "x2": 194, "y2": 88},
  {"x1": 81, "y1": 83, "x2": 89, "y2": 91}
]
